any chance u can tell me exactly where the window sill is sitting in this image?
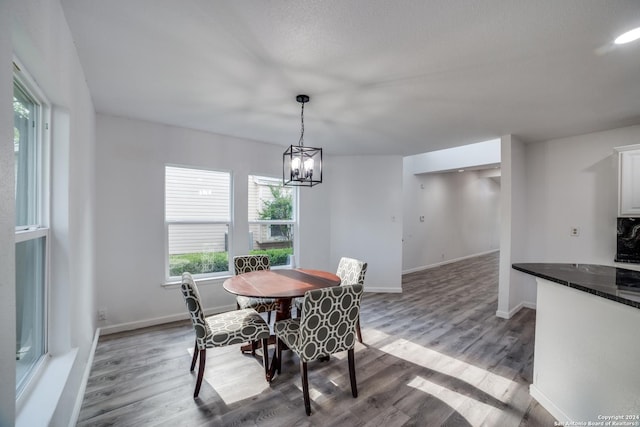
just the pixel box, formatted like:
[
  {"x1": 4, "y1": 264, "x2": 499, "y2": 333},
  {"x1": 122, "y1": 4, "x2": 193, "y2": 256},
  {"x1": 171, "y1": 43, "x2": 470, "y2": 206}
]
[
  {"x1": 162, "y1": 265, "x2": 293, "y2": 288},
  {"x1": 16, "y1": 348, "x2": 78, "y2": 427},
  {"x1": 162, "y1": 275, "x2": 231, "y2": 289}
]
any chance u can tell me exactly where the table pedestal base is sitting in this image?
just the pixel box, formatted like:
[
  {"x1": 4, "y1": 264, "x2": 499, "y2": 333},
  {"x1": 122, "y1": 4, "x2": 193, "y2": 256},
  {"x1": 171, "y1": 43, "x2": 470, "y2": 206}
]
[
  {"x1": 237, "y1": 298, "x2": 294, "y2": 381},
  {"x1": 239, "y1": 335, "x2": 276, "y2": 354}
]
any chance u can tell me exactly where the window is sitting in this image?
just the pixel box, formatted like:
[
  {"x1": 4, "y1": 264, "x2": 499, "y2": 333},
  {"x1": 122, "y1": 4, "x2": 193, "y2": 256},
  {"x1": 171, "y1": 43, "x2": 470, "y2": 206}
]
[
  {"x1": 165, "y1": 166, "x2": 231, "y2": 279},
  {"x1": 248, "y1": 175, "x2": 296, "y2": 267},
  {"x1": 14, "y1": 75, "x2": 49, "y2": 394}
]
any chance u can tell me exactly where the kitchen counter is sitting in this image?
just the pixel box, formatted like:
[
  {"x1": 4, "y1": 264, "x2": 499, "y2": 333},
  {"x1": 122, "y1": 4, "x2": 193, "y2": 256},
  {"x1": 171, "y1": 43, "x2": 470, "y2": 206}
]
[
  {"x1": 512, "y1": 263, "x2": 640, "y2": 309},
  {"x1": 512, "y1": 263, "x2": 640, "y2": 423}
]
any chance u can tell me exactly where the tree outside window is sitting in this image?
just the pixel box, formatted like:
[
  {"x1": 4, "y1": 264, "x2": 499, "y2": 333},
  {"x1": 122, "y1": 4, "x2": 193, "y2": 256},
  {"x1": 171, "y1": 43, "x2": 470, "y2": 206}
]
[
  {"x1": 248, "y1": 176, "x2": 296, "y2": 267},
  {"x1": 258, "y1": 185, "x2": 292, "y2": 241}
]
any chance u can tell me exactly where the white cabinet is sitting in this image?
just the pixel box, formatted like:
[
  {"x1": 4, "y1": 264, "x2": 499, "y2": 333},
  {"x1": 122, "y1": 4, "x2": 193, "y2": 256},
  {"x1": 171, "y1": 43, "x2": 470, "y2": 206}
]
[{"x1": 616, "y1": 144, "x2": 640, "y2": 216}]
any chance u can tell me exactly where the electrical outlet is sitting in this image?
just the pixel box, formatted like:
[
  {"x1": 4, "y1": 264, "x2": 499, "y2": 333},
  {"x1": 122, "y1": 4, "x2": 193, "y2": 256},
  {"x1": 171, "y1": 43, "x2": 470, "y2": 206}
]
[
  {"x1": 570, "y1": 227, "x2": 580, "y2": 237},
  {"x1": 98, "y1": 309, "x2": 107, "y2": 320}
]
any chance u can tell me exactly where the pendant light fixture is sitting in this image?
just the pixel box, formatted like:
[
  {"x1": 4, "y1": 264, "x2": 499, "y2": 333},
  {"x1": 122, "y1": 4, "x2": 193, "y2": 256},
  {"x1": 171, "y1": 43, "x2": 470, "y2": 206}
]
[{"x1": 283, "y1": 94, "x2": 323, "y2": 187}]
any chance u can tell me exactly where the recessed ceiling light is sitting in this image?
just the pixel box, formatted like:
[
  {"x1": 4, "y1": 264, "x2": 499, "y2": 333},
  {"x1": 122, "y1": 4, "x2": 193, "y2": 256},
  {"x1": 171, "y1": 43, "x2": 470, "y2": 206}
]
[
  {"x1": 614, "y1": 27, "x2": 640, "y2": 45},
  {"x1": 458, "y1": 169, "x2": 465, "y2": 173}
]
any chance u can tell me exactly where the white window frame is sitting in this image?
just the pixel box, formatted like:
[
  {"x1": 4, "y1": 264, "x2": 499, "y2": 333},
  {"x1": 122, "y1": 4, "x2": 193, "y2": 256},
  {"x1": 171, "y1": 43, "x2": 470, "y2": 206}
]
[
  {"x1": 248, "y1": 175, "x2": 298, "y2": 268},
  {"x1": 164, "y1": 165, "x2": 233, "y2": 281},
  {"x1": 13, "y1": 59, "x2": 51, "y2": 400}
]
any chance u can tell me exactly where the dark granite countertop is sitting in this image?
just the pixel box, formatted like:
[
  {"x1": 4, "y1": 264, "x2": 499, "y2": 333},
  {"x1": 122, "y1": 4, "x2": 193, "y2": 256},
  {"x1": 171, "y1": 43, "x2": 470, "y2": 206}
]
[{"x1": 512, "y1": 263, "x2": 640, "y2": 310}]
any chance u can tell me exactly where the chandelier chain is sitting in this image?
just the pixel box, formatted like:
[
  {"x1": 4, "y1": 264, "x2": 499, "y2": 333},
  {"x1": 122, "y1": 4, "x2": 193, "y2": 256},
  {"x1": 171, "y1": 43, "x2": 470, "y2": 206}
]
[{"x1": 299, "y1": 101, "x2": 305, "y2": 147}]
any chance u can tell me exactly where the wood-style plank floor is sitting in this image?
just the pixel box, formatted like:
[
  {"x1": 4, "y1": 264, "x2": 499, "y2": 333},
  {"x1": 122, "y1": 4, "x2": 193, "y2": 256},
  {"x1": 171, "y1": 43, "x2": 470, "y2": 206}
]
[{"x1": 78, "y1": 252, "x2": 557, "y2": 426}]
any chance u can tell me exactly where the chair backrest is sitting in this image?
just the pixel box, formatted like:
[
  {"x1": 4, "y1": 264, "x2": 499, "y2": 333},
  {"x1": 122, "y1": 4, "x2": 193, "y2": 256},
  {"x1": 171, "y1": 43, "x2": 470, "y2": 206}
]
[
  {"x1": 336, "y1": 257, "x2": 367, "y2": 286},
  {"x1": 297, "y1": 284, "x2": 364, "y2": 362},
  {"x1": 234, "y1": 255, "x2": 271, "y2": 275},
  {"x1": 180, "y1": 272, "x2": 211, "y2": 350}
]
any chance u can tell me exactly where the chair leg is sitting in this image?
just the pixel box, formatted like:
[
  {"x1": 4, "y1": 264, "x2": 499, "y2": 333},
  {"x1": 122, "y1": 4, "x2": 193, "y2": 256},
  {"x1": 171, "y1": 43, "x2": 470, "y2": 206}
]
[
  {"x1": 348, "y1": 348, "x2": 358, "y2": 398},
  {"x1": 261, "y1": 337, "x2": 269, "y2": 381},
  {"x1": 300, "y1": 360, "x2": 311, "y2": 416},
  {"x1": 267, "y1": 311, "x2": 272, "y2": 324},
  {"x1": 194, "y1": 349, "x2": 206, "y2": 398},
  {"x1": 356, "y1": 318, "x2": 363, "y2": 344},
  {"x1": 251, "y1": 340, "x2": 256, "y2": 356},
  {"x1": 190, "y1": 341, "x2": 198, "y2": 372},
  {"x1": 275, "y1": 337, "x2": 282, "y2": 374}
]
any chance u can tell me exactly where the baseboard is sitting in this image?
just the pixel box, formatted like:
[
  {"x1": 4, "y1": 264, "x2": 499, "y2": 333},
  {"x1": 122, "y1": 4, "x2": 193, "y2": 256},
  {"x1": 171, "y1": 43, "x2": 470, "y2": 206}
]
[
  {"x1": 495, "y1": 309, "x2": 510, "y2": 319},
  {"x1": 98, "y1": 283, "x2": 403, "y2": 334},
  {"x1": 402, "y1": 249, "x2": 499, "y2": 274},
  {"x1": 68, "y1": 328, "x2": 100, "y2": 427},
  {"x1": 97, "y1": 284, "x2": 404, "y2": 334},
  {"x1": 496, "y1": 301, "x2": 536, "y2": 319},
  {"x1": 530, "y1": 384, "x2": 570, "y2": 423},
  {"x1": 99, "y1": 304, "x2": 236, "y2": 335}
]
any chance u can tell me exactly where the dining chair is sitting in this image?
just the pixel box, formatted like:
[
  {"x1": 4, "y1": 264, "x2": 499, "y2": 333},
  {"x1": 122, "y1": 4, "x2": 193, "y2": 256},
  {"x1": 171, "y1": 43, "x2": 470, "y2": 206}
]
[
  {"x1": 180, "y1": 272, "x2": 270, "y2": 398},
  {"x1": 234, "y1": 255, "x2": 279, "y2": 324},
  {"x1": 295, "y1": 257, "x2": 367, "y2": 343},
  {"x1": 274, "y1": 283, "x2": 364, "y2": 416}
]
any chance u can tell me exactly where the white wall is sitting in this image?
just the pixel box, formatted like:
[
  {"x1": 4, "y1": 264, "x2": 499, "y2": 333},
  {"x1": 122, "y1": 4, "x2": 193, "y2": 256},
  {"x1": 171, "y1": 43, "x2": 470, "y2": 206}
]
[
  {"x1": 2, "y1": 0, "x2": 97, "y2": 425},
  {"x1": 328, "y1": 156, "x2": 403, "y2": 292},
  {"x1": 402, "y1": 166, "x2": 501, "y2": 272},
  {"x1": 524, "y1": 128, "x2": 634, "y2": 264},
  {"x1": 297, "y1": 179, "x2": 331, "y2": 271}
]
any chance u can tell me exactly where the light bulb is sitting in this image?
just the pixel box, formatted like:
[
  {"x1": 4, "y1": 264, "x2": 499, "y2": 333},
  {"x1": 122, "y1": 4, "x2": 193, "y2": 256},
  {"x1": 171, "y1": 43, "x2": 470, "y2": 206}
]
[
  {"x1": 303, "y1": 158, "x2": 314, "y2": 171},
  {"x1": 291, "y1": 157, "x2": 301, "y2": 178},
  {"x1": 303, "y1": 158, "x2": 314, "y2": 178}
]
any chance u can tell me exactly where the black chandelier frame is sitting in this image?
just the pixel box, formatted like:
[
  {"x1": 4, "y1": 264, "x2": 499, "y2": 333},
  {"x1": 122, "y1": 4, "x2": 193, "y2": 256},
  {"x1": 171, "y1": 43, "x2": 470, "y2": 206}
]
[{"x1": 283, "y1": 95, "x2": 323, "y2": 187}]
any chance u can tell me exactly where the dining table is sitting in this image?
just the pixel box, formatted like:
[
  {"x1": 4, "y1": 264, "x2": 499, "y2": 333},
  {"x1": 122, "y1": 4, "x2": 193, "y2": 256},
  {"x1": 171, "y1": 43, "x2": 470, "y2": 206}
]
[{"x1": 223, "y1": 268, "x2": 341, "y2": 380}]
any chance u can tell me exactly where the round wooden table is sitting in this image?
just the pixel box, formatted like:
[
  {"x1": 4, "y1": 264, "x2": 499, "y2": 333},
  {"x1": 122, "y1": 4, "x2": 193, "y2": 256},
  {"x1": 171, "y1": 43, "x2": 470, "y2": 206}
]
[
  {"x1": 223, "y1": 268, "x2": 341, "y2": 380},
  {"x1": 223, "y1": 268, "x2": 341, "y2": 322}
]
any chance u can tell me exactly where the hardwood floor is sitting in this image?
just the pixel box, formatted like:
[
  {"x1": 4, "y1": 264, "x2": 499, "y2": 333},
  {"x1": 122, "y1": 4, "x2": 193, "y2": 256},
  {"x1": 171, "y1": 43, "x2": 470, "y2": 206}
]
[{"x1": 78, "y1": 252, "x2": 557, "y2": 426}]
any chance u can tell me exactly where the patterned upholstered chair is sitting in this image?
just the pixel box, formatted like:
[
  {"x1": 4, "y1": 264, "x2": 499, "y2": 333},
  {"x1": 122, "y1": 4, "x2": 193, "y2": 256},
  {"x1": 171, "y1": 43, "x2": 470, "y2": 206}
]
[
  {"x1": 234, "y1": 255, "x2": 279, "y2": 324},
  {"x1": 295, "y1": 257, "x2": 367, "y2": 343},
  {"x1": 274, "y1": 284, "x2": 364, "y2": 416},
  {"x1": 180, "y1": 272, "x2": 270, "y2": 398}
]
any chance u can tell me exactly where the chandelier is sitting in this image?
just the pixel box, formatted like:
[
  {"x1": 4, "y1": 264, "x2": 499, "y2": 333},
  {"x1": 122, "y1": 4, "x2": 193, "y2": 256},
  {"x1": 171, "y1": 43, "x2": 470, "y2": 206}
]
[{"x1": 283, "y1": 94, "x2": 323, "y2": 187}]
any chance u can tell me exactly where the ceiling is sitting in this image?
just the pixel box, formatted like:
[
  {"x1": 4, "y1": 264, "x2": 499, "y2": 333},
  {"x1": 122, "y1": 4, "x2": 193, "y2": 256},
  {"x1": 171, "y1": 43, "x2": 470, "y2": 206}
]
[{"x1": 60, "y1": 0, "x2": 640, "y2": 156}]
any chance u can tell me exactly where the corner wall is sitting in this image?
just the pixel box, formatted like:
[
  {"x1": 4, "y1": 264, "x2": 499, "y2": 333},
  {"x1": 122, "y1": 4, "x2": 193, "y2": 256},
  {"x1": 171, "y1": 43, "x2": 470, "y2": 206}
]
[
  {"x1": 497, "y1": 134, "x2": 530, "y2": 318},
  {"x1": 328, "y1": 156, "x2": 403, "y2": 292},
  {"x1": 500, "y1": 125, "x2": 640, "y2": 318}
]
